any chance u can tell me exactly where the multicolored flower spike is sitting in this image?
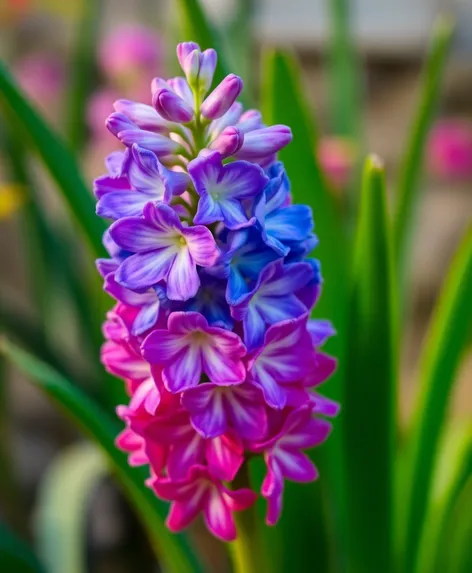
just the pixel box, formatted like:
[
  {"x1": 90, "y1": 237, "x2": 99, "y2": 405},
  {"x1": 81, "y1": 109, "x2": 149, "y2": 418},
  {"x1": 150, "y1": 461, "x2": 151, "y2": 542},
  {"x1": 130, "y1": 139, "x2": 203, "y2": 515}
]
[{"x1": 95, "y1": 41, "x2": 339, "y2": 542}]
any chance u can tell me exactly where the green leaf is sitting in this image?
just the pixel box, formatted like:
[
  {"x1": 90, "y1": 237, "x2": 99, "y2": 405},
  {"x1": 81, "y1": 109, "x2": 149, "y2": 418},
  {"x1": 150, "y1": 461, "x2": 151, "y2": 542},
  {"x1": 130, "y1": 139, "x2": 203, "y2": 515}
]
[
  {"x1": 34, "y1": 443, "x2": 108, "y2": 573},
  {"x1": 402, "y1": 223, "x2": 472, "y2": 573},
  {"x1": 1, "y1": 341, "x2": 205, "y2": 573},
  {"x1": 393, "y1": 16, "x2": 454, "y2": 273},
  {"x1": 327, "y1": 0, "x2": 362, "y2": 139},
  {"x1": 343, "y1": 156, "x2": 397, "y2": 573},
  {"x1": 66, "y1": 0, "x2": 102, "y2": 151},
  {"x1": 416, "y1": 421, "x2": 472, "y2": 573},
  {"x1": 434, "y1": 476, "x2": 472, "y2": 573},
  {"x1": 0, "y1": 522, "x2": 46, "y2": 573},
  {"x1": 0, "y1": 62, "x2": 106, "y2": 257},
  {"x1": 260, "y1": 48, "x2": 348, "y2": 572}
]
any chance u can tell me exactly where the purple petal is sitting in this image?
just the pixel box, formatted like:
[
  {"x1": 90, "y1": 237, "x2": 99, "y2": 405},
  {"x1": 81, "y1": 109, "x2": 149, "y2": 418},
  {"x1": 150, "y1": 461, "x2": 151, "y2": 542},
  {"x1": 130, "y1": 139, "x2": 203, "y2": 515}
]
[
  {"x1": 308, "y1": 319, "x2": 336, "y2": 346},
  {"x1": 182, "y1": 225, "x2": 219, "y2": 267},
  {"x1": 114, "y1": 99, "x2": 170, "y2": 131},
  {"x1": 132, "y1": 301, "x2": 161, "y2": 336},
  {"x1": 116, "y1": 250, "x2": 175, "y2": 290},
  {"x1": 276, "y1": 450, "x2": 318, "y2": 482},
  {"x1": 167, "y1": 247, "x2": 201, "y2": 301},
  {"x1": 97, "y1": 190, "x2": 150, "y2": 219},
  {"x1": 182, "y1": 384, "x2": 228, "y2": 438},
  {"x1": 118, "y1": 129, "x2": 182, "y2": 156}
]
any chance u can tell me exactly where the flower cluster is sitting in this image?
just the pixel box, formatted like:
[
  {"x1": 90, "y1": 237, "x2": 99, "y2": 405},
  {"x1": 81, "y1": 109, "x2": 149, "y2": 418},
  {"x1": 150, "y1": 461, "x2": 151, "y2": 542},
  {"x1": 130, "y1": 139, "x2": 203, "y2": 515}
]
[{"x1": 96, "y1": 41, "x2": 339, "y2": 542}]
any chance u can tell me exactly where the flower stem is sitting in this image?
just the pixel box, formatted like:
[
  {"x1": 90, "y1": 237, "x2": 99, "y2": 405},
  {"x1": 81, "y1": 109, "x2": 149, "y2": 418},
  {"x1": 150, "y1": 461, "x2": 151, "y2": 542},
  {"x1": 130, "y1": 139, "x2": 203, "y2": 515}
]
[{"x1": 228, "y1": 462, "x2": 259, "y2": 573}]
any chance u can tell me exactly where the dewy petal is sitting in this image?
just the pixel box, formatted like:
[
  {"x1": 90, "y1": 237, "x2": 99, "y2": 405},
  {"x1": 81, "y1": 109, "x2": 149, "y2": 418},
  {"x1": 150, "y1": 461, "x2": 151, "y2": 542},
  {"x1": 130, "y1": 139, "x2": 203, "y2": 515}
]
[{"x1": 116, "y1": 250, "x2": 175, "y2": 290}]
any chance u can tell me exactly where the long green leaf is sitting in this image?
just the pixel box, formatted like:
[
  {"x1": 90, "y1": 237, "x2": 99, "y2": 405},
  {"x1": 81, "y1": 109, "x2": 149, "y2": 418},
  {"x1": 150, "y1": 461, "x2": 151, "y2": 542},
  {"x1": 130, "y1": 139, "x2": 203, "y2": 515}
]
[
  {"x1": 0, "y1": 522, "x2": 46, "y2": 573},
  {"x1": 393, "y1": 16, "x2": 454, "y2": 272},
  {"x1": 416, "y1": 421, "x2": 472, "y2": 573},
  {"x1": 35, "y1": 443, "x2": 108, "y2": 573},
  {"x1": 0, "y1": 63, "x2": 105, "y2": 257},
  {"x1": 328, "y1": 0, "x2": 361, "y2": 138},
  {"x1": 402, "y1": 223, "x2": 472, "y2": 573},
  {"x1": 434, "y1": 476, "x2": 472, "y2": 573},
  {"x1": 66, "y1": 0, "x2": 102, "y2": 151},
  {"x1": 343, "y1": 156, "x2": 397, "y2": 573},
  {"x1": 1, "y1": 341, "x2": 204, "y2": 573},
  {"x1": 260, "y1": 48, "x2": 348, "y2": 572}
]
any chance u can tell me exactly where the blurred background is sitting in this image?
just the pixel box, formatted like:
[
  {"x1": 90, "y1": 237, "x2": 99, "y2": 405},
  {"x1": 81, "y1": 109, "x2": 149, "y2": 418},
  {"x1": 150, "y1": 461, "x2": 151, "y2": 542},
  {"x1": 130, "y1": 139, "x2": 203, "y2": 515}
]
[{"x1": 0, "y1": 1, "x2": 471, "y2": 571}]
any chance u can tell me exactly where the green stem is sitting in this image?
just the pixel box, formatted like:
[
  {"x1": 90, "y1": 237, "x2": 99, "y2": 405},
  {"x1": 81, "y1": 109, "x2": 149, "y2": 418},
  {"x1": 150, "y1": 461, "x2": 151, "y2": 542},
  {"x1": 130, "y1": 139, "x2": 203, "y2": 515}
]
[{"x1": 228, "y1": 462, "x2": 259, "y2": 573}]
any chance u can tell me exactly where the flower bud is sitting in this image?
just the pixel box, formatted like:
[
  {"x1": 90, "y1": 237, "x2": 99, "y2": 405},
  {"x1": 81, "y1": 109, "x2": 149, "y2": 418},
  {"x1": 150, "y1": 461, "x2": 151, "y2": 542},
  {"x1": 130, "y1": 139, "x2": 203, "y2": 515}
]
[
  {"x1": 153, "y1": 89, "x2": 194, "y2": 123},
  {"x1": 118, "y1": 129, "x2": 182, "y2": 157},
  {"x1": 198, "y1": 49, "x2": 217, "y2": 95},
  {"x1": 176, "y1": 42, "x2": 200, "y2": 75},
  {"x1": 200, "y1": 74, "x2": 243, "y2": 120},
  {"x1": 236, "y1": 125, "x2": 292, "y2": 160},
  {"x1": 106, "y1": 112, "x2": 137, "y2": 136},
  {"x1": 113, "y1": 99, "x2": 169, "y2": 131},
  {"x1": 209, "y1": 126, "x2": 244, "y2": 158}
]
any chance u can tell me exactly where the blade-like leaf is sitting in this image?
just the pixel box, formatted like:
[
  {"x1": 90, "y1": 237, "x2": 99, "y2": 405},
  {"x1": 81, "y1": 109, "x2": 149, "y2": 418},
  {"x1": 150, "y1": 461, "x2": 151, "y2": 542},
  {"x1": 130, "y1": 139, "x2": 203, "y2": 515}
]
[
  {"x1": 260, "y1": 48, "x2": 348, "y2": 572},
  {"x1": 328, "y1": 0, "x2": 361, "y2": 139},
  {"x1": 0, "y1": 522, "x2": 46, "y2": 573},
  {"x1": 402, "y1": 223, "x2": 472, "y2": 573},
  {"x1": 0, "y1": 63, "x2": 106, "y2": 257},
  {"x1": 434, "y1": 476, "x2": 472, "y2": 573},
  {"x1": 343, "y1": 156, "x2": 397, "y2": 573},
  {"x1": 393, "y1": 16, "x2": 454, "y2": 273},
  {"x1": 1, "y1": 341, "x2": 204, "y2": 573},
  {"x1": 34, "y1": 443, "x2": 108, "y2": 573},
  {"x1": 416, "y1": 421, "x2": 472, "y2": 573},
  {"x1": 66, "y1": 0, "x2": 102, "y2": 151}
]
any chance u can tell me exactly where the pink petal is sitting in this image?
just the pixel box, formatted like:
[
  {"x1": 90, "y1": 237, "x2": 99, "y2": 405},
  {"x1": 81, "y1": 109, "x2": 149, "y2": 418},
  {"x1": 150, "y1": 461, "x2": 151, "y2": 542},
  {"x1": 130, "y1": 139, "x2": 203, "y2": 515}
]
[
  {"x1": 223, "y1": 487, "x2": 258, "y2": 511},
  {"x1": 225, "y1": 384, "x2": 268, "y2": 440},
  {"x1": 203, "y1": 488, "x2": 237, "y2": 541},
  {"x1": 205, "y1": 431, "x2": 244, "y2": 481},
  {"x1": 167, "y1": 433, "x2": 205, "y2": 480},
  {"x1": 167, "y1": 497, "x2": 205, "y2": 532}
]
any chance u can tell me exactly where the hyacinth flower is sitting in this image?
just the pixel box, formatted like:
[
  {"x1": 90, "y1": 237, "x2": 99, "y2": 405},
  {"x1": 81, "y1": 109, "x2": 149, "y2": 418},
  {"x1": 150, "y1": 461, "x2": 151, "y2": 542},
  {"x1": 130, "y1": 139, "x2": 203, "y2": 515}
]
[{"x1": 95, "y1": 41, "x2": 339, "y2": 542}]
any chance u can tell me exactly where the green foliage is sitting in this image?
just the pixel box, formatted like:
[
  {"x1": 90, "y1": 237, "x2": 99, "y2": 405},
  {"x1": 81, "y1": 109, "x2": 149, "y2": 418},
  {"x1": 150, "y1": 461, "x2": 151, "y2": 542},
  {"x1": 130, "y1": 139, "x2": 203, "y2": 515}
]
[
  {"x1": 401, "y1": 223, "x2": 472, "y2": 572},
  {"x1": 0, "y1": 3, "x2": 470, "y2": 573},
  {"x1": 394, "y1": 17, "x2": 454, "y2": 275},
  {"x1": 0, "y1": 522, "x2": 46, "y2": 573},
  {"x1": 343, "y1": 157, "x2": 397, "y2": 573},
  {"x1": 0, "y1": 63, "x2": 106, "y2": 257},
  {"x1": 35, "y1": 444, "x2": 108, "y2": 573},
  {"x1": 1, "y1": 341, "x2": 204, "y2": 573}
]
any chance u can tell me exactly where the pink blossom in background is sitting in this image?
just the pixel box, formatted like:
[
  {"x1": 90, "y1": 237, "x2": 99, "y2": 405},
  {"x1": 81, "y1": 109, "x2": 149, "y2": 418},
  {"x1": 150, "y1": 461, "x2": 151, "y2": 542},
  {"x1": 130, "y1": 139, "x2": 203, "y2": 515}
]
[
  {"x1": 14, "y1": 52, "x2": 64, "y2": 116},
  {"x1": 99, "y1": 24, "x2": 164, "y2": 83},
  {"x1": 318, "y1": 137, "x2": 356, "y2": 190},
  {"x1": 428, "y1": 119, "x2": 472, "y2": 181}
]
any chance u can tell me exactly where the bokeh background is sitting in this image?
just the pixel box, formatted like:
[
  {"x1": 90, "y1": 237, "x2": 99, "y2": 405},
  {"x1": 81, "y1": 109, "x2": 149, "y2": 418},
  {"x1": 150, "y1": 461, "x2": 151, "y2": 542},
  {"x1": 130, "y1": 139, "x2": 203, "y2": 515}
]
[{"x1": 0, "y1": 1, "x2": 471, "y2": 571}]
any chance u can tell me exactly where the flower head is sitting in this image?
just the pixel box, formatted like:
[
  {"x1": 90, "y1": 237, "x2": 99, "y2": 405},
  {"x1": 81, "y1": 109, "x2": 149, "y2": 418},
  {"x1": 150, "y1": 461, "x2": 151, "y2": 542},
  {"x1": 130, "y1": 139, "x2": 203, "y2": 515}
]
[{"x1": 95, "y1": 40, "x2": 338, "y2": 540}]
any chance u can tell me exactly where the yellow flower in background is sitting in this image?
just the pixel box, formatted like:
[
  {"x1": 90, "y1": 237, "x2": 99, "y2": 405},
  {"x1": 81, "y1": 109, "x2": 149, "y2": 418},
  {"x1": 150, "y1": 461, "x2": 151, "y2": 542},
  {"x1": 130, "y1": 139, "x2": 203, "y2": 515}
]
[{"x1": 0, "y1": 183, "x2": 25, "y2": 219}]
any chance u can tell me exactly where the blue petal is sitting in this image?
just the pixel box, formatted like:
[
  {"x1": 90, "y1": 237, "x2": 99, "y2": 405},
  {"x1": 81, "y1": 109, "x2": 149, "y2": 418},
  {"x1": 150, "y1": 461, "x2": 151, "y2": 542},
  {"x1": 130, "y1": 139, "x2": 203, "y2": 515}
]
[
  {"x1": 226, "y1": 266, "x2": 249, "y2": 305},
  {"x1": 243, "y1": 305, "x2": 266, "y2": 350},
  {"x1": 265, "y1": 204, "x2": 313, "y2": 243}
]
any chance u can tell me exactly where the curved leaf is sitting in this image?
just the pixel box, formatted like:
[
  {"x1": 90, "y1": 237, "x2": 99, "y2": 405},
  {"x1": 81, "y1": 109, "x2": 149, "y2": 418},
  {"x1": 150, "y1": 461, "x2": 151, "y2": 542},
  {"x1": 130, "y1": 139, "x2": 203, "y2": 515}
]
[
  {"x1": 416, "y1": 421, "x2": 472, "y2": 573},
  {"x1": 0, "y1": 62, "x2": 106, "y2": 257},
  {"x1": 34, "y1": 443, "x2": 108, "y2": 573},
  {"x1": 0, "y1": 522, "x2": 46, "y2": 573},
  {"x1": 344, "y1": 156, "x2": 397, "y2": 573},
  {"x1": 1, "y1": 341, "x2": 204, "y2": 573},
  {"x1": 402, "y1": 223, "x2": 472, "y2": 572},
  {"x1": 393, "y1": 16, "x2": 454, "y2": 273}
]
